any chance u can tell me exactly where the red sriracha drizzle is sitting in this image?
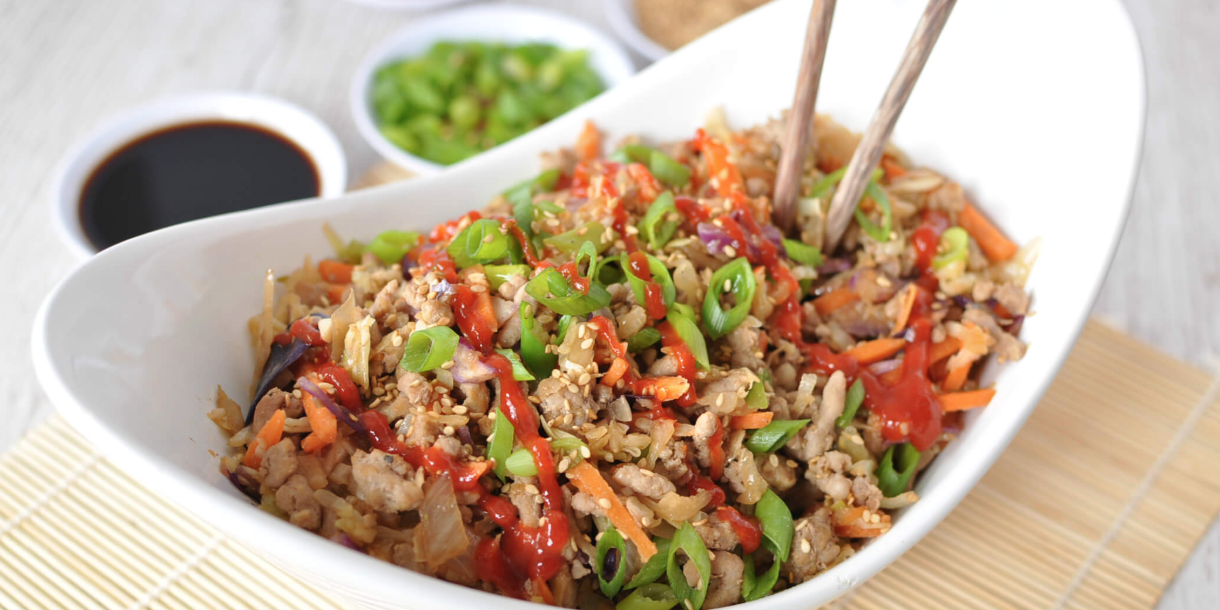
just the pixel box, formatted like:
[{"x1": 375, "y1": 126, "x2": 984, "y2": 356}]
[
  {"x1": 910, "y1": 210, "x2": 951, "y2": 291},
  {"x1": 274, "y1": 317, "x2": 326, "y2": 347},
  {"x1": 475, "y1": 354, "x2": 571, "y2": 598},
  {"x1": 452, "y1": 285, "x2": 497, "y2": 354},
  {"x1": 295, "y1": 360, "x2": 362, "y2": 412},
  {"x1": 656, "y1": 321, "x2": 697, "y2": 407},
  {"x1": 500, "y1": 219, "x2": 543, "y2": 267},
  {"x1": 627, "y1": 251, "x2": 667, "y2": 319},
  {"x1": 716, "y1": 506, "x2": 762, "y2": 553},
  {"x1": 789, "y1": 288, "x2": 944, "y2": 451}
]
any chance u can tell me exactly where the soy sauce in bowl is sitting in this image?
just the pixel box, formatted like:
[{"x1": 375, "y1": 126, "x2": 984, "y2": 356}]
[{"x1": 79, "y1": 121, "x2": 319, "y2": 251}]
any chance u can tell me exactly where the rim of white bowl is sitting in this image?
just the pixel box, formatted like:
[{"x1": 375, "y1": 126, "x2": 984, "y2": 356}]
[
  {"x1": 350, "y1": 3, "x2": 637, "y2": 176},
  {"x1": 51, "y1": 91, "x2": 347, "y2": 260},
  {"x1": 336, "y1": 0, "x2": 469, "y2": 9},
  {"x1": 601, "y1": 0, "x2": 671, "y2": 62}
]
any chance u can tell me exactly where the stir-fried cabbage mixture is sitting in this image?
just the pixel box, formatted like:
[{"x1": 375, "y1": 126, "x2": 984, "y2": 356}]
[{"x1": 213, "y1": 113, "x2": 1033, "y2": 608}]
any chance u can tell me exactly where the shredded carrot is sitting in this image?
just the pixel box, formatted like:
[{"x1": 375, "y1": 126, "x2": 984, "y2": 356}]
[
  {"x1": 729, "y1": 412, "x2": 774, "y2": 430},
  {"x1": 601, "y1": 357, "x2": 629, "y2": 387},
  {"x1": 532, "y1": 578, "x2": 555, "y2": 606},
  {"x1": 813, "y1": 287, "x2": 859, "y2": 317},
  {"x1": 939, "y1": 388, "x2": 996, "y2": 412},
  {"x1": 326, "y1": 283, "x2": 347, "y2": 304},
  {"x1": 844, "y1": 338, "x2": 908, "y2": 365},
  {"x1": 929, "y1": 337, "x2": 963, "y2": 364},
  {"x1": 567, "y1": 462, "x2": 657, "y2": 560},
  {"x1": 941, "y1": 364, "x2": 971, "y2": 392},
  {"x1": 242, "y1": 409, "x2": 286, "y2": 469},
  {"x1": 693, "y1": 128, "x2": 743, "y2": 197},
  {"x1": 318, "y1": 260, "x2": 353, "y2": 284},
  {"x1": 958, "y1": 202, "x2": 1017, "y2": 262},
  {"x1": 632, "y1": 376, "x2": 690, "y2": 402},
  {"x1": 300, "y1": 392, "x2": 337, "y2": 454},
  {"x1": 576, "y1": 120, "x2": 601, "y2": 161},
  {"x1": 891, "y1": 284, "x2": 919, "y2": 335},
  {"x1": 626, "y1": 163, "x2": 660, "y2": 203},
  {"x1": 880, "y1": 155, "x2": 907, "y2": 181},
  {"x1": 832, "y1": 506, "x2": 891, "y2": 538}
]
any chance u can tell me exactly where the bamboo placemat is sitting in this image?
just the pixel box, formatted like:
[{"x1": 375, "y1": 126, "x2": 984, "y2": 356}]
[{"x1": 3, "y1": 321, "x2": 1217, "y2": 610}]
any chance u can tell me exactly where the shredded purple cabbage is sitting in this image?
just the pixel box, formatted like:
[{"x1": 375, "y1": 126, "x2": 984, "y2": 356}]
[
  {"x1": 245, "y1": 338, "x2": 309, "y2": 425},
  {"x1": 298, "y1": 376, "x2": 368, "y2": 435},
  {"x1": 816, "y1": 258, "x2": 853, "y2": 275},
  {"x1": 227, "y1": 469, "x2": 260, "y2": 502}
]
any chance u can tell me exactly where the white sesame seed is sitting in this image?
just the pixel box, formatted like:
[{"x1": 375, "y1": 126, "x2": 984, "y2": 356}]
[
  {"x1": 800, "y1": 539, "x2": 812, "y2": 553},
  {"x1": 723, "y1": 245, "x2": 737, "y2": 257},
  {"x1": 598, "y1": 498, "x2": 612, "y2": 509}
]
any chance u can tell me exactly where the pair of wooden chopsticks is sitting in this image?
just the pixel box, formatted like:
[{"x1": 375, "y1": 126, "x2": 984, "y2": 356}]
[{"x1": 772, "y1": 0, "x2": 957, "y2": 251}]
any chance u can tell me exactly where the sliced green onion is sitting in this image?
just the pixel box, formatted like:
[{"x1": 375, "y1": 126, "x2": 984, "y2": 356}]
[
  {"x1": 742, "y1": 551, "x2": 782, "y2": 602},
  {"x1": 525, "y1": 267, "x2": 612, "y2": 315},
  {"x1": 744, "y1": 419, "x2": 810, "y2": 453},
  {"x1": 494, "y1": 349, "x2": 535, "y2": 381},
  {"x1": 489, "y1": 408, "x2": 514, "y2": 481},
  {"x1": 757, "y1": 369, "x2": 772, "y2": 384},
  {"x1": 573, "y1": 240, "x2": 600, "y2": 282},
  {"x1": 637, "y1": 191, "x2": 679, "y2": 250},
  {"x1": 505, "y1": 169, "x2": 562, "y2": 238},
  {"x1": 648, "y1": 152, "x2": 691, "y2": 187},
  {"x1": 666, "y1": 309, "x2": 709, "y2": 370},
  {"x1": 550, "y1": 435, "x2": 588, "y2": 459},
  {"x1": 555, "y1": 314, "x2": 573, "y2": 344},
  {"x1": 745, "y1": 382, "x2": 768, "y2": 411},
  {"x1": 626, "y1": 538, "x2": 671, "y2": 589},
  {"x1": 854, "y1": 181, "x2": 893, "y2": 243},
  {"x1": 535, "y1": 200, "x2": 564, "y2": 215},
  {"x1": 505, "y1": 438, "x2": 588, "y2": 477},
  {"x1": 782, "y1": 238, "x2": 823, "y2": 268},
  {"x1": 520, "y1": 303, "x2": 558, "y2": 378},
  {"x1": 667, "y1": 522, "x2": 711, "y2": 610},
  {"x1": 597, "y1": 525, "x2": 628, "y2": 597},
  {"x1": 484, "y1": 264, "x2": 531, "y2": 290},
  {"x1": 755, "y1": 490, "x2": 795, "y2": 561},
  {"x1": 836, "y1": 379, "x2": 865, "y2": 428},
  {"x1": 448, "y1": 218, "x2": 510, "y2": 267},
  {"x1": 932, "y1": 226, "x2": 970, "y2": 270},
  {"x1": 627, "y1": 327, "x2": 662, "y2": 352},
  {"x1": 623, "y1": 253, "x2": 676, "y2": 315},
  {"x1": 615, "y1": 145, "x2": 690, "y2": 187},
  {"x1": 808, "y1": 166, "x2": 883, "y2": 200},
  {"x1": 401, "y1": 326, "x2": 459, "y2": 372},
  {"x1": 671, "y1": 302, "x2": 696, "y2": 320},
  {"x1": 368, "y1": 230, "x2": 421, "y2": 265},
  {"x1": 543, "y1": 221, "x2": 612, "y2": 255},
  {"x1": 505, "y1": 447, "x2": 537, "y2": 476},
  {"x1": 594, "y1": 255, "x2": 626, "y2": 285},
  {"x1": 703, "y1": 257, "x2": 757, "y2": 340},
  {"x1": 877, "y1": 442, "x2": 921, "y2": 497},
  {"x1": 617, "y1": 583, "x2": 679, "y2": 610}
]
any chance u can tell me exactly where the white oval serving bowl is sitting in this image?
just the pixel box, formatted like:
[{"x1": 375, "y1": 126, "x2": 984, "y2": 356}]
[
  {"x1": 51, "y1": 91, "x2": 347, "y2": 259},
  {"x1": 33, "y1": 1, "x2": 1144, "y2": 609},
  {"x1": 350, "y1": 3, "x2": 637, "y2": 176}
]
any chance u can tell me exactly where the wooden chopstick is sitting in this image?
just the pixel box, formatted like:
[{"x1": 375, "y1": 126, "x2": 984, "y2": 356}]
[
  {"x1": 823, "y1": 0, "x2": 957, "y2": 252},
  {"x1": 772, "y1": 0, "x2": 838, "y2": 234}
]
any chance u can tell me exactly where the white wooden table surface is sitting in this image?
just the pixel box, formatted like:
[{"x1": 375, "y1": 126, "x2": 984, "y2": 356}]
[{"x1": 1, "y1": 0, "x2": 1216, "y2": 607}]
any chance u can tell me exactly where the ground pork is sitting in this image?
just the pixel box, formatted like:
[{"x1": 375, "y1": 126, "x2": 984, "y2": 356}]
[
  {"x1": 807, "y1": 450, "x2": 853, "y2": 502},
  {"x1": 757, "y1": 452, "x2": 799, "y2": 492},
  {"x1": 367, "y1": 279, "x2": 401, "y2": 325},
  {"x1": 260, "y1": 438, "x2": 298, "y2": 488},
  {"x1": 655, "y1": 441, "x2": 693, "y2": 486},
  {"x1": 962, "y1": 305, "x2": 1025, "y2": 362},
  {"x1": 612, "y1": 464, "x2": 676, "y2": 500},
  {"x1": 724, "y1": 316, "x2": 766, "y2": 370},
  {"x1": 683, "y1": 551, "x2": 743, "y2": 609},
  {"x1": 350, "y1": 449, "x2": 423, "y2": 513},
  {"x1": 694, "y1": 510, "x2": 741, "y2": 551},
  {"x1": 508, "y1": 478, "x2": 542, "y2": 527},
  {"x1": 275, "y1": 474, "x2": 321, "y2": 530},
  {"x1": 570, "y1": 491, "x2": 605, "y2": 518},
  {"x1": 696, "y1": 368, "x2": 757, "y2": 415},
  {"x1": 784, "y1": 507, "x2": 841, "y2": 583},
  {"x1": 691, "y1": 412, "x2": 720, "y2": 469},
  {"x1": 724, "y1": 446, "x2": 767, "y2": 504},
  {"x1": 536, "y1": 376, "x2": 597, "y2": 432},
  {"x1": 852, "y1": 475, "x2": 884, "y2": 511},
  {"x1": 992, "y1": 283, "x2": 1030, "y2": 316}
]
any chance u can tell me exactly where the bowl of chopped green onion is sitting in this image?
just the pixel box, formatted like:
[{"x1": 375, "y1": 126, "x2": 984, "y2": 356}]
[{"x1": 352, "y1": 4, "x2": 637, "y2": 174}]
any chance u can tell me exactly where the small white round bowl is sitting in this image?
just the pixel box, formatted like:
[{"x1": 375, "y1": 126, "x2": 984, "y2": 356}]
[
  {"x1": 350, "y1": 4, "x2": 637, "y2": 176},
  {"x1": 602, "y1": 0, "x2": 671, "y2": 63},
  {"x1": 52, "y1": 91, "x2": 347, "y2": 259}
]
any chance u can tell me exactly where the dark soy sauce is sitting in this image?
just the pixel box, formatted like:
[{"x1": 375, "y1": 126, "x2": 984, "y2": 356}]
[{"x1": 79, "y1": 121, "x2": 319, "y2": 250}]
